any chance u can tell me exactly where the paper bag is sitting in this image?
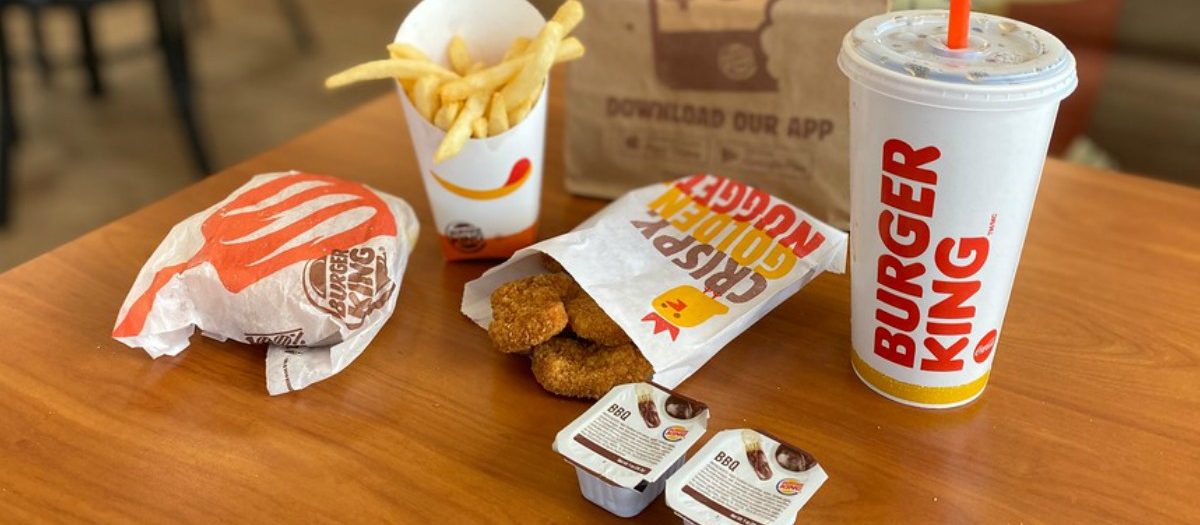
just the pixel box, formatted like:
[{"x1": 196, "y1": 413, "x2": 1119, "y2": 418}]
[
  {"x1": 463, "y1": 174, "x2": 846, "y2": 387},
  {"x1": 564, "y1": 0, "x2": 891, "y2": 230}
]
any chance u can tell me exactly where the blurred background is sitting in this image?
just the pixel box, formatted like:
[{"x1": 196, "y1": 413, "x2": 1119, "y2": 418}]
[{"x1": 0, "y1": 0, "x2": 1196, "y2": 271}]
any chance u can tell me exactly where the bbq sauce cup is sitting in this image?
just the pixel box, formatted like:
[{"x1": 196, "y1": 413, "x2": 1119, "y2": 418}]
[
  {"x1": 394, "y1": 0, "x2": 548, "y2": 261},
  {"x1": 554, "y1": 383, "x2": 709, "y2": 517},
  {"x1": 666, "y1": 429, "x2": 827, "y2": 525}
]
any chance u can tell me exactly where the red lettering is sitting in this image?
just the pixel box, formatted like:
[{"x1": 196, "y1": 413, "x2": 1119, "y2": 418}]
[
  {"x1": 929, "y1": 280, "x2": 979, "y2": 319},
  {"x1": 921, "y1": 337, "x2": 966, "y2": 371},
  {"x1": 927, "y1": 321, "x2": 971, "y2": 335},
  {"x1": 778, "y1": 221, "x2": 825, "y2": 258},
  {"x1": 709, "y1": 181, "x2": 746, "y2": 214},
  {"x1": 876, "y1": 289, "x2": 920, "y2": 332},
  {"x1": 883, "y1": 139, "x2": 940, "y2": 184},
  {"x1": 877, "y1": 254, "x2": 924, "y2": 298},
  {"x1": 878, "y1": 210, "x2": 930, "y2": 259},
  {"x1": 674, "y1": 174, "x2": 707, "y2": 194},
  {"x1": 694, "y1": 177, "x2": 722, "y2": 206},
  {"x1": 875, "y1": 327, "x2": 916, "y2": 368},
  {"x1": 881, "y1": 174, "x2": 935, "y2": 218},
  {"x1": 754, "y1": 205, "x2": 795, "y2": 237},
  {"x1": 731, "y1": 189, "x2": 769, "y2": 223},
  {"x1": 936, "y1": 237, "x2": 989, "y2": 278}
]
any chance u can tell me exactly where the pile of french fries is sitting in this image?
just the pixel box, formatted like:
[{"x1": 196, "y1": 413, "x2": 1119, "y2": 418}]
[{"x1": 325, "y1": 0, "x2": 585, "y2": 163}]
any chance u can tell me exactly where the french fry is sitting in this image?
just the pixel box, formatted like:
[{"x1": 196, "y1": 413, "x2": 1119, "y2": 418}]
[
  {"x1": 387, "y1": 43, "x2": 429, "y2": 61},
  {"x1": 325, "y1": 59, "x2": 456, "y2": 89},
  {"x1": 555, "y1": 37, "x2": 586, "y2": 63},
  {"x1": 436, "y1": 94, "x2": 487, "y2": 162},
  {"x1": 472, "y1": 117, "x2": 488, "y2": 139},
  {"x1": 388, "y1": 43, "x2": 430, "y2": 92},
  {"x1": 507, "y1": 80, "x2": 542, "y2": 126},
  {"x1": 440, "y1": 60, "x2": 523, "y2": 103},
  {"x1": 412, "y1": 75, "x2": 442, "y2": 122},
  {"x1": 441, "y1": 36, "x2": 581, "y2": 103},
  {"x1": 502, "y1": 37, "x2": 531, "y2": 61},
  {"x1": 487, "y1": 93, "x2": 509, "y2": 135},
  {"x1": 551, "y1": 0, "x2": 585, "y2": 35},
  {"x1": 501, "y1": 22, "x2": 563, "y2": 107},
  {"x1": 326, "y1": 0, "x2": 587, "y2": 162},
  {"x1": 434, "y1": 101, "x2": 461, "y2": 131},
  {"x1": 448, "y1": 35, "x2": 472, "y2": 76}
]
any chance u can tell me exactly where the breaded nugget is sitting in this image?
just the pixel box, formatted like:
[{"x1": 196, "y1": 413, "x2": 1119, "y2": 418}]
[
  {"x1": 531, "y1": 337, "x2": 653, "y2": 399},
  {"x1": 566, "y1": 293, "x2": 632, "y2": 346},
  {"x1": 488, "y1": 273, "x2": 574, "y2": 353}
]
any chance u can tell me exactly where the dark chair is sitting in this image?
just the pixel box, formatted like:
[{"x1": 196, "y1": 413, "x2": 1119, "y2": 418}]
[{"x1": 1, "y1": 0, "x2": 213, "y2": 227}]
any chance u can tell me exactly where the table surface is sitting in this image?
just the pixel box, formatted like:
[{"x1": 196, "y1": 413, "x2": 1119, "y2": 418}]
[{"x1": 1, "y1": 79, "x2": 1198, "y2": 524}]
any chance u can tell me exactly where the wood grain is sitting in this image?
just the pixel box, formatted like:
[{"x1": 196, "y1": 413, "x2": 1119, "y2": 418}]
[{"x1": 0, "y1": 77, "x2": 1197, "y2": 524}]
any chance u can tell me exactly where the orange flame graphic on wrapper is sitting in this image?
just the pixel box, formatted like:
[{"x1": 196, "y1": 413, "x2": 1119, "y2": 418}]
[
  {"x1": 641, "y1": 285, "x2": 730, "y2": 341},
  {"x1": 113, "y1": 173, "x2": 396, "y2": 338}
]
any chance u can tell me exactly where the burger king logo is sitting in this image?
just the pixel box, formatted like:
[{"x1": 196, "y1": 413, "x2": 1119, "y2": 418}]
[
  {"x1": 776, "y1": 478, "x2": 803, "y2": 496},
  {"x1": 662, "y1": 425, "x2": 688, "y2": 442},
  {"x1": 303, "y1": 247, "x2": 394, "y2": 329}
]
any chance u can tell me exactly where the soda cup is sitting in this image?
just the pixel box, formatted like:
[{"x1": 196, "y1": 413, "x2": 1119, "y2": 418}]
[{"x1": 838, "y1": 10, "x2": 1077, "y2": 408}]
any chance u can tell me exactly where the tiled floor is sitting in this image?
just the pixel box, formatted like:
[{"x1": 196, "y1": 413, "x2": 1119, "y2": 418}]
[{"x1": 0, "y1": 0, "x2": 421, "y2": 270}]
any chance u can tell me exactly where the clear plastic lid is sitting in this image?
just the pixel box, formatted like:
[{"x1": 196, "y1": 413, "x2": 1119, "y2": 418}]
[{"x1": 838, "y1": 10, "x2": 1077, "y2": 109}]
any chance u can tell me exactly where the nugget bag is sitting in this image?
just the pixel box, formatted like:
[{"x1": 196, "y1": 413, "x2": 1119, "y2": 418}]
[
  {"x1": 463, "y1": 174, "x2": 847, "y2": 387},
  {"x1": 113, "y1": 171, "x2": 419, "y2": 395}
]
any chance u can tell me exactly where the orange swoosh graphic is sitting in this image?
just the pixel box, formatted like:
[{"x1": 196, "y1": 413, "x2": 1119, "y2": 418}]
[{"x1": 430, "y1": 158, "x2": 532, "y2": 201}]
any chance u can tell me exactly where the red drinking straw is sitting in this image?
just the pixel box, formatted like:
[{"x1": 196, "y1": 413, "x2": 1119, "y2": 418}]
[{"x1": 948, "y1": 0, "x2": 971, "y2": 49}]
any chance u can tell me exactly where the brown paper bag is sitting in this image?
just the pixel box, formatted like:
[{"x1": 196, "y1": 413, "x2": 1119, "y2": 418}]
[{"x1": 565, "y1": 0, "x2": 890, "y2": 230}]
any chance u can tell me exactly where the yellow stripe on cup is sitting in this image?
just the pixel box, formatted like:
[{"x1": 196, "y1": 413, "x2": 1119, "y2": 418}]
[{"x1": 851, "y1": 351, "x2": 990, "y2": 408}]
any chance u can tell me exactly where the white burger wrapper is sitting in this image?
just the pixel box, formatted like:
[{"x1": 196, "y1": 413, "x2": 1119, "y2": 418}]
[
  {"x1": 463, "y1": 174, "x2": 847, "y2": 387},
  {"x1": 112, "y1": 171, "x2": 419, "y2": 395}
]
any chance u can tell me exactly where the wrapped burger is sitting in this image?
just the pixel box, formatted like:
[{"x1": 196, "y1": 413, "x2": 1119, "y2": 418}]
[
  {"x1": 112, "y1": 171, "x2": 419, "y2": 394},
  {"x1": 463, "y1": 174, "x2": 847, "y2": 391}
]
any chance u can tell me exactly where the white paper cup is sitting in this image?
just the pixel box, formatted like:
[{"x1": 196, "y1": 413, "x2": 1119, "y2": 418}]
[
  {"x1": 838, "y1": 10, "x2": 1077, "y2": 408},
  {"x1": 394, "y1": 0, "x2": 548, "y2": 260}
]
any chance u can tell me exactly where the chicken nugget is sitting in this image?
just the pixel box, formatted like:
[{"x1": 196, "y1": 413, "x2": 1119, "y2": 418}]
[
  {"x1": 531, "y1": 337, "x2": 654, "y2": 399},
  {"x1": 488, "y1": 273, "x2": 574, "y2": 353},
  {"x1": 566, "y1": 293, "x2": 631, "y2": 346}
]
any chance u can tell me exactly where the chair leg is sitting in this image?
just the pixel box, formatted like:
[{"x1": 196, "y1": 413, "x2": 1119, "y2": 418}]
[
  {"x1": 28, "y1": 5, "x2": 53, "y2": 86},
  {"x1": 276, "y1": 0, "x2": 315, "y2": 53},
  {"x1": 152, "y1": 0, "x2": 212, "y2": 175},
  {"x1": 186, "y1": 0, "x2": 213, "y2": 30},
  {"x1": 75, "y1": 4, "x2": 104, "y2": 97},
  {"x1": 0, "y1": 14, "x2": 14, "y2": 226}
]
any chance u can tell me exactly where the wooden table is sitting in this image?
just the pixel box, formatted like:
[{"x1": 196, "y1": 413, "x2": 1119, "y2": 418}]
[{"x1": 1, "y1": 81, "x2": 1198, "y2": 524}]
